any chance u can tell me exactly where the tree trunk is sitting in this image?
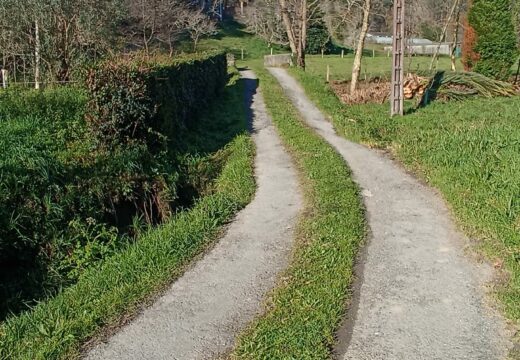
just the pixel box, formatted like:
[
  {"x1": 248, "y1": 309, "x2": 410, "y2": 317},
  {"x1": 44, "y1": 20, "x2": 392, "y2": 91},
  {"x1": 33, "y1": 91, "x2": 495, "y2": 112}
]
[
  {"x1": 57, "y1": 17, "x2": 71, "y2": 83},
  {"x1": 430, "y1": 0, "x2": 460, "y2": 71},
  {"x1": 168, "y1": 37, "x2": 174, "y2": 57},
  {"x1": 34, "y1": 19, "x2": 41, "y2": 90},
  {"x1": 450, "y1": 1, "x2": 463, "y2": 71},
  {"x1": 298, "y1": 0, "x2": 307, "y2": 70},
  {"x1": 279, "y1": 0, "x2": 297, "y2": 55},
  {"x1": 351, "y1": 0, "x2": 371, "y2": 93},
  {"x1": 240, "y1": 1, "x2": 244, "y2": 16}
]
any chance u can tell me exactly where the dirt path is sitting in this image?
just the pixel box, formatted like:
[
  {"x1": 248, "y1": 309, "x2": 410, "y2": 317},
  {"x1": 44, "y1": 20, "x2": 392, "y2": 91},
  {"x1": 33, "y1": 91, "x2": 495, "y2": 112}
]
[
  {"x1": 86, "y1": 70, "x2": 303, "y2": 360},
  {"x1": 268, "y1": 67, "x2": 512, "y2": 360}
]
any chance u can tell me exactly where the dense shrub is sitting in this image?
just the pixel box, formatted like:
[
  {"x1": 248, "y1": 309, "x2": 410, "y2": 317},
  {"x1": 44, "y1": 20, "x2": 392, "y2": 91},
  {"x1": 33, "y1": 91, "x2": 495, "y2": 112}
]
[
  {"x1": 468, "y1": 0, "x2": 518, "y2": 80},
  {"x1": 86, "y1": 52, "x2": 228, "y2": 149},
  {"x1": 0, "y1": 88, "x2": 87, "y2": 262},
  {"x1": 462, "y1": 16, "x2": 479, "y2": 72},
  {"x1": 0, "y1": 52, "x2": 229, "y2": 318}
]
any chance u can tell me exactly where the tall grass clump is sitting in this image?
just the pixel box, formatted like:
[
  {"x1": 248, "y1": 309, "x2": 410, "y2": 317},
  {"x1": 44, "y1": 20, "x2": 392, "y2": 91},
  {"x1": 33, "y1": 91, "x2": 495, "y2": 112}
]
[{"x1": 0, "y1": 52, "x2": 233, "y2": 320}]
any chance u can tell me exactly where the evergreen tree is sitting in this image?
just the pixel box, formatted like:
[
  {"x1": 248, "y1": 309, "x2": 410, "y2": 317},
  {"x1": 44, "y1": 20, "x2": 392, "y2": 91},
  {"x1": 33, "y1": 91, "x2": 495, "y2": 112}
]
[
  {"x1": 306, "y1": 22, "x2": 332, "y2": 55},
  {"x1": 468, "y1": 0, "x2": 518, "y2": 80}
]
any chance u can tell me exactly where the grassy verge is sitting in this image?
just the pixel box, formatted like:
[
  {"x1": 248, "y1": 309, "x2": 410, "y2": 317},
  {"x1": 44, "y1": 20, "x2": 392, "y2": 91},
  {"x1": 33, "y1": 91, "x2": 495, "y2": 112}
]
[
  {"x1": 0, "y1": 77, "x2": 256, "y2": 360},
  {"x1": 231, "y1": 62, "x2": 365, "y2": 359},
  {"x1": 291, "y1": 67, "x2": 520, "y2": 337}
]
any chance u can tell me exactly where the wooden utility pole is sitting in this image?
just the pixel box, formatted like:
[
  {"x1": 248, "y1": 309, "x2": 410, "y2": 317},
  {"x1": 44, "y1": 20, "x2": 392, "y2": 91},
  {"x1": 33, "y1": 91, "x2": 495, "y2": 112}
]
[{"x1": 391, "y1": 0, "x2": 404, "y2": 116}]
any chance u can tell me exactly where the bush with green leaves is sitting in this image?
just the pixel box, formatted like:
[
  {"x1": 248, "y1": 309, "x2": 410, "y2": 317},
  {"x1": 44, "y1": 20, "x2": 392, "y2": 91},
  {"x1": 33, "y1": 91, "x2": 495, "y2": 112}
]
[
  {"x1": 468, "y1": 0, "x2": 518, "y2": 80},
  {"x1": 0, "y1": 52, "x2": 230, "y2": 319}
]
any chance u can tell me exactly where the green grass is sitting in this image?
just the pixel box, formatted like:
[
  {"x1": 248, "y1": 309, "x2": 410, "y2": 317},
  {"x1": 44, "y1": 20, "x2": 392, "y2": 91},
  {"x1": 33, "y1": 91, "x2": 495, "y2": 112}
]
[
  {"x1": 0, "y1": 65, "x2": 249, "y2": 320},
  {"x1": 303, "y1": 54, "x2": 463, "y2": 82},
  {"x1": 0, "y1": 75, "x2": 256, "y2": 360},
  {"x1": 188, "y1": 21, "x2": 287, "y2": 61},
  {"x1": 231, "y1": 61, "x2": 365, "y2": 359},
  {"x1": 291, "y1": 66, "x2": 520, "y2": 335}
]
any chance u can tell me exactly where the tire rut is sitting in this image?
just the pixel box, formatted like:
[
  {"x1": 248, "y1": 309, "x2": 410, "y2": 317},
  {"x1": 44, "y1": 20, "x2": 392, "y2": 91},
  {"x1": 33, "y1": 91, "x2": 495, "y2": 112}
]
[
  {"x1": 268, "y1": 67, "x2": 512, "y2": 360},
  {"x1": 85, "y1": 70, "x2": 303, "y2": 360}
]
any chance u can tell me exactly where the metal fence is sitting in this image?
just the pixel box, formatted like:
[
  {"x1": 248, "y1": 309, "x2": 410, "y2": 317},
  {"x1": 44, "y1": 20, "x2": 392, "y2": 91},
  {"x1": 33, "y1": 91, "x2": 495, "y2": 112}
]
[{"x1": 0, "y1": 53, "x2": 79, "y2": 89}]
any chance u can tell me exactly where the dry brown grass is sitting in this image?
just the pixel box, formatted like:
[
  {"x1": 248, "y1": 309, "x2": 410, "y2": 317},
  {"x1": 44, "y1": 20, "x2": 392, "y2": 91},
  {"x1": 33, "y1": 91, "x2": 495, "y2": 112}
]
[{"x1": 330, "y1": 79, "x2": 390, "y2": 105}]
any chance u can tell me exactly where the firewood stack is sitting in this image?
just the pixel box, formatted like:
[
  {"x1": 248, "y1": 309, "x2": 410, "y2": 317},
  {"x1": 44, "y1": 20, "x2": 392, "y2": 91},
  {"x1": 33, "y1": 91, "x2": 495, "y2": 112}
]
[{"x1": 403, "y1": 74, "x2": 429, "y2": 99}]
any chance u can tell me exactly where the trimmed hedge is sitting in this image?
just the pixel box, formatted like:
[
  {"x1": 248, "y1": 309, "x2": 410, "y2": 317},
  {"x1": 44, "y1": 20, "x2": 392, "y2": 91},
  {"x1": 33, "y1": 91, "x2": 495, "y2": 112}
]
[{"x1": 86, "y1": 52, "x2": 228, "y2": 149}]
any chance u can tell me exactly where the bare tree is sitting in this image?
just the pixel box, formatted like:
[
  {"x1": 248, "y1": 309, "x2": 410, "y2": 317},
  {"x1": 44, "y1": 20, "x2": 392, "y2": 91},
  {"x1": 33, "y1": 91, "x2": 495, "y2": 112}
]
[
  {"x1": 278, "y1": 0, "x2": 321, "y2": 69},
  {"x1": 322, "y1": 0, "x2": 363, "y2": 48},
  {"x1": 242, "y1": 0, "x2": 287, "y2": 47},
  {"x1": 184, "y1": 9, "x2": 217, "y2": 50},
  {"x1": 125, "y1": 0, "x2": 160, "y2": 57},
  {"x1": 279, "y1": 0, "x2": 299, "y2": 55},
  {"x1": 0, "y1": 0, "x2": 123, "y2": 84},
  {"x1": 450, "y1": 0, "x2": 464, "y2": 71},
  {"x1": 429, "y1": 0, "x2": 462, "y2": 70},
  {"x1": 156, "y1": 1, "x2": 192, "y2": 56}
]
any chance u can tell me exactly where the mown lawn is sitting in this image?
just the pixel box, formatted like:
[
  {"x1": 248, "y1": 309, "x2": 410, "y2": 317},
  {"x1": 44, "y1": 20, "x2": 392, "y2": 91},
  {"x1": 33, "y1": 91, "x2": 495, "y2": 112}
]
[
  {"x1": 291, "y1": 67, "x2": 520, "y2": 337},
  {"x1": 232, "y1": 61, "x2": 365, "y2": 359}
]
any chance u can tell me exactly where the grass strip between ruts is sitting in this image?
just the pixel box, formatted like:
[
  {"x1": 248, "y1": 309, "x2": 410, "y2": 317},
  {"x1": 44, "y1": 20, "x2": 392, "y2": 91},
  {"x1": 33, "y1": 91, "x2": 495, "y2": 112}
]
[{"x1": 232, "y1": 62, "x2": 366, "y2": 359}]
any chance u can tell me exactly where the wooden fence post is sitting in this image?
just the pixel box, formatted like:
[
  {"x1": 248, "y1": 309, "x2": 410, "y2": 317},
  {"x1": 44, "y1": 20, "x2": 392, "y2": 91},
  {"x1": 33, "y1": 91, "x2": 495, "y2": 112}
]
[
  {"x1": 1, "y1": 69, "x2": 8, "y2": 89},
  {"x1": 326, "y1": 65, "x2": 330, "y2": 83},
  {"x1": 341, "y1": 49, "x2": 344, "y2": 58}
]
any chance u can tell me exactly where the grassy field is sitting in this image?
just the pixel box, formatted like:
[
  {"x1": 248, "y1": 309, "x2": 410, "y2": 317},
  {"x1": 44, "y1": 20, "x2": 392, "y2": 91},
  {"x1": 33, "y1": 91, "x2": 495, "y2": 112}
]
[
  {"x1": 231, "y1": 61, "x2": 365, "y2": 359},
  {"x1": 291, "y1": 66, "x2": 520, "y2": 336},
  {"x1": 0, "y1": 73, "x2": 256, "y2": 359},
  {"x1": 184, "y1": 21, "x2": 287, "y2": 60},
  {"x1": 304, "y1": 54, "x2": 463, "y2": 82}
]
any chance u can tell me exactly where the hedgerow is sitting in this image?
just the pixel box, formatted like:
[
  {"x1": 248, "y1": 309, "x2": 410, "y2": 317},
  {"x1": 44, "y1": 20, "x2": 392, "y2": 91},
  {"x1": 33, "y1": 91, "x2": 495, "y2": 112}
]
[
  {"x1": 86, "y1": 52, "x2": 228, "y2": 149},
  {"x1": 0, "y1": 52, "x2": 230, "y2": 319}
]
